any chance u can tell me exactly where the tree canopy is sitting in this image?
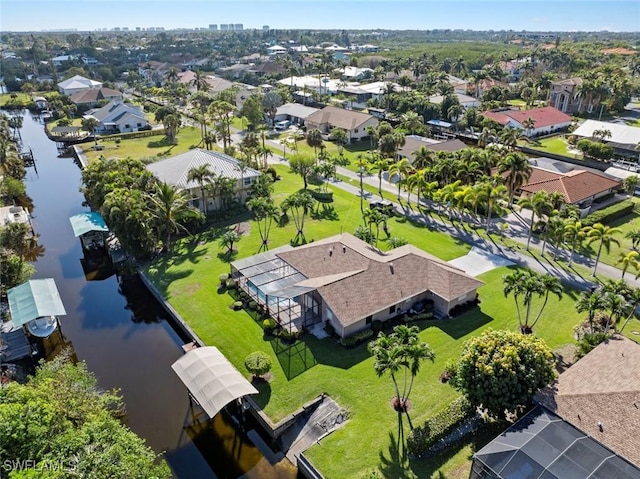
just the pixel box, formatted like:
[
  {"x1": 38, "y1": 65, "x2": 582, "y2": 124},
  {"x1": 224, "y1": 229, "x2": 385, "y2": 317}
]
[{"x1": 0, "y1": 352, "x2": 171, "y2": 478}]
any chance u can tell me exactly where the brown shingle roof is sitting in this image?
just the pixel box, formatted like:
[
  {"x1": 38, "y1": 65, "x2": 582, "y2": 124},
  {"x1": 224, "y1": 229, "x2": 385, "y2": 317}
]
[
  {"x1": 535, "y1": 335, "x2": 640, "y2": 466},
  {"x1": 398, "y1": 137, "x2": 468, "y2": 160},
  {"x1": 69, "y1": 87, "x2": 122, "y2": 104},
  {"x1": 278, "y1": 233, "x2": 483, "y2": 326},
  {"x1": 305, "y1": 106, "x2": 376, "y2": 131},
  {"x1": 520, "y1": 167, "x2": 621, "y2": 204}
]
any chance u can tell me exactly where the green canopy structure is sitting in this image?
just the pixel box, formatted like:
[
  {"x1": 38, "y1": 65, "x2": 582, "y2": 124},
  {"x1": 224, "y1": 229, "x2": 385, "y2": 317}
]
[
  {"x1": 69, "y1": 212, "x2": 108, "y2": 237},
  {"x1": 7, "y1": 278, "x2": 67, "y2": 328}
]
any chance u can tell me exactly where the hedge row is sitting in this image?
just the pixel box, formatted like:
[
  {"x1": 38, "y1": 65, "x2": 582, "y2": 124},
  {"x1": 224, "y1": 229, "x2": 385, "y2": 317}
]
[
  {"x1": 339, "y1": 328, "x2": 374, "y2": 347},
  {"x1": 407, "y1": 396, "x2": 474, "y2": 455},
  {"x1": 582, "y1": 199, "x2": 635, "y2": 227}
]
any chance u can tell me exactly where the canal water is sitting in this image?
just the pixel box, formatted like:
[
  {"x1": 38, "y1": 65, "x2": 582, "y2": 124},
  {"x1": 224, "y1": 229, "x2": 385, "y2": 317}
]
[{"x1": 13, "y1": 110, "x2": 296, "y2": 479}]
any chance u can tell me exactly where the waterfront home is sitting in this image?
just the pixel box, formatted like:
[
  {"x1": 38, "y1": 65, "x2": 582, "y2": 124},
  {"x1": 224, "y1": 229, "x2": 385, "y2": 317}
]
[
  {"x1": 69, "y1": 87, "x2": 123, "y2": 107},
  {"x1": 145, "y1": 148, "x2": 261, "y2": 211},
  {"x1": 482, "y1": 106, "x2": 572, "y2": 137},
  {"x1": 84, "y1": 100, "x2": 149, "y2": 134},
  {"x1": 230, "y1": 233, "x2": 483, "y2": 338},
  {"x1": 572, "y1": 119, "x2": 640, "y2": 159}
]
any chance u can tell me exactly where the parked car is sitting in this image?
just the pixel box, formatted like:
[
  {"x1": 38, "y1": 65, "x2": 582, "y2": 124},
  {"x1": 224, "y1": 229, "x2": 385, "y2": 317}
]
[{"x1": 275, "y1": 120, "x2": 290, "y2": 131}]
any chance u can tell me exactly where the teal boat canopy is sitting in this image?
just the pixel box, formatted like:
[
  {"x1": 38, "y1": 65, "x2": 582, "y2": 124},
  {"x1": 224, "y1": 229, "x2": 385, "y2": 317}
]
[
  {"x1": 69, "y1": 212, "x2": 108, "y2": 237},
  {"x1": 7, "y1": 278, "x2": 67, "y2": 327}
]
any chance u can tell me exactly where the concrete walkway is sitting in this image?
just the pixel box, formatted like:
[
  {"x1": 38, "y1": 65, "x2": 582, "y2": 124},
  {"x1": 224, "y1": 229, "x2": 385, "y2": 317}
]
[
  {"x1": 449, "y1": 246, "x2": 515, "y2": 277},
  {"x1": 228, "y1": 128, "x2": 638, "y2": 292}
]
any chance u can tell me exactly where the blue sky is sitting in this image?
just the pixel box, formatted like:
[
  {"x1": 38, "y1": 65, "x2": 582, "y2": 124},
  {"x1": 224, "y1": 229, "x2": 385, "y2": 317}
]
[{"x1": 1, "y1": 1, "x2": 638, "y2": 32}]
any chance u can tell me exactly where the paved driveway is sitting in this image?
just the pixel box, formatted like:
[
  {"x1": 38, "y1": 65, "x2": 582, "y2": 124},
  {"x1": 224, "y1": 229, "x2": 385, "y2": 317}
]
[{"x1": 448, "y1": 246, "x2": 515, "y2": 277}]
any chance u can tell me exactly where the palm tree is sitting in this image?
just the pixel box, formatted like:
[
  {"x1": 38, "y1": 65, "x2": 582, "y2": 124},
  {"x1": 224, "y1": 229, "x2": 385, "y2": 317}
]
[
  {"x1": 364, "y1": 208, "x2": 388, "y2": 250},
  {"x1": 148, "y1": 182, "x2": 202, "y2": 252},
  {"x1": 626, "y1": 229, "x2": 640, "y2": 250},
  {"x1": 411, "y1": 146, "x2": 434, "y2": 169},
  {"x1": 187, "y1": 164, "x2": 214, "y2": 215},
  {"x1": 282, "y1": 191, "x2": 315, "y2": 244},
  {"x1": 165, "y1": 67, "x2": 179, "y2": 83},
  {"x1": 499, "y1": 127, "x2": 522, "y2": 149},
  {"x1": 477, "y1": 127, "x2": 496, "y2": 148},
  {"x1": 498, "y1": 152, "x2": 532, "y2": 203},
  {"x1": 388, "y1": 158, "x2": 412, "y2": 200},
  {"x1": 576, "y1": 290, "x2": 606, "y2": 334},
  {"x1": 563, "y1": 218, "x2": 587, "y2": 266},
  {"x1": 81, "y1": 116, "x2": 100, "y2": 147},
  {"x1": 447, "y1": 104, "x2": 464, "y2": 130},
  {"x1": 617, "y1": 251, "x2": 640, "y2": 279},
  {"x1": 436, "y1": 180, "x2": 462, "y2": 221},
  {"x1": 192, "y1": 69, "x2": 210, "y2": 92},
  {"x1": 518, "y1": 191, "x2": 552, "y2": 250},
  {"x1": 306, "y1": 128, "x2": 324, "y2": 157},
  {"x1": 617, "y1": 287, "x2": 640, "y2": 334},
  {"x1": 400, "y1": 111, "x2": 424, "y2": 135},
  {"x1": 247, "y1": 197, "x2": 280, "y2": 252},
  {"x1": 521, "y1": 117, "x2": 536, "y2": 138},
  {"x1": 219, "y1": 229, "x2": 241, "y2": 255},
  {"x1": 370, "y1": 156, "x2": 390, "y2": 198},
  {"x1": 452, "y1": 56, "x2": 466, "y2": 77},
  {"x1": 503, "y1": 270, "x2": 560, "y2": 334},
  {"x1": 355, "y1": 154, "x2": 370, "y2": 212},
  {"x1": 481, "y1": 183, "x2": 508, "y2": 232},
  {"x1": 586, "y1": 223, "x2": 622, "y2": 276}
]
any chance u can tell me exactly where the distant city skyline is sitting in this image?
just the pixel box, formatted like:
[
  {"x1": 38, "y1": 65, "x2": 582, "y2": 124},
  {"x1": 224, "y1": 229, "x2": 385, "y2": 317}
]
[{"x1": 1, "y1": 1, "x2": 638, "y2": 33}]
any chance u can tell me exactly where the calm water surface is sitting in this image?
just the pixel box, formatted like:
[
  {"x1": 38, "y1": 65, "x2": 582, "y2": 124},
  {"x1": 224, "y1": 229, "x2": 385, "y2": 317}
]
[{"x1": 15, "y1": 111, "x2": 294, "y2": 479}]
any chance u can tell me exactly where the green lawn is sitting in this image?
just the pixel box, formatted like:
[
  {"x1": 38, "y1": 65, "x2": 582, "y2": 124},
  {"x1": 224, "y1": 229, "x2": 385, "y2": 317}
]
[
  {"x1": 143, "y1": 165, "x2": 590, "y2": 478},
  {"x1": 83, "y1": 126, "x2": 205, "y2": 163},
  {"x1": 0, "y1": 92, "x2": 33, "y2": 107},
  {"x1": 520, "y1": 135, "x2": 582, "y2": 159}
]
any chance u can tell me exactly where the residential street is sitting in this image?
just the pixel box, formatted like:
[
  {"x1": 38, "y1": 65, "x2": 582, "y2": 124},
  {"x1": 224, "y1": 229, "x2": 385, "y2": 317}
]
[{"x1": 227, "y1": 128, "x2": 639, "y2": 291}]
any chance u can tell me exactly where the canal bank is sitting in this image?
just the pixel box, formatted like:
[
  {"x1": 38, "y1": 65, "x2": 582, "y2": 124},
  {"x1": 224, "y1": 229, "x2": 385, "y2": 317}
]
[{"x1": 12, "y1": 109, "x2": 297, "y2": 479}]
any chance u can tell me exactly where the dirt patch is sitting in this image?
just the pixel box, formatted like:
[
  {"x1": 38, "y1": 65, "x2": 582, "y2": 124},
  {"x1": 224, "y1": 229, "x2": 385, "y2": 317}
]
[{"x1": 234, "y1": 221, "x2": 251, "y2": 236}]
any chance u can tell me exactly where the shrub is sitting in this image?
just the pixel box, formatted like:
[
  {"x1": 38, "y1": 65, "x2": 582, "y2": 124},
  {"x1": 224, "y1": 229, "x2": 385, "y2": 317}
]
[
  {"x1": 407, "y1": 396, "x2": 474, "y2": 455},
  {"x1": 340, "y1": 328, "x2": 374, "y2": 347},
  {"x1": 576, "y1": 138, "x2": 614, "y2": 161},
  {"x1": 408, "y1": 311, "x2": 433, "y2": 322},
  {"x1": 583, "y1": 200, "x2": 634, "y2": 226},
  {"x1": 278, "y1": 328, "x2": 301, "y2": 341},
  {"x1": 248, "y1": 300, "x2": 258, "y2": 311},
  {"x1": 225, "y1": 278, "x2": 236, "y2": 289},
  {"x1": 232, "y1": 301, "x2": 243, "y2": 311},
  {"x1": 263, "y1": 318, "x2": 277, "y2": 331},
  {"x1": 219, "y1": 273, "x2": 230, "y2": 284},
  {"x1": 244, "y1": 351, "x2": 272, "y2": 378},
  {"x1": 576, "y1": 332, "x2": 609, "y2": 358}
]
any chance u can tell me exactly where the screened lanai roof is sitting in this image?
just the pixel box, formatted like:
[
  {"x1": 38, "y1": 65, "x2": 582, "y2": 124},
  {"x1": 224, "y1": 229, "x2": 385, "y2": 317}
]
[
  {"x1": 69, "y1": 212, "x2": 109, "y2": 237},
  {"x1": 7, "y1": 278, "x2": 67, "y2": 327},
  {"x1": 231, "y1": 244, "x2": 312, "y2": 299},
  {"x1": 171, "y1": 347, "x2": 258, "y2": 419},
  {"x1": 473, "y1": 406, "x2": 640, "y2": 479}
]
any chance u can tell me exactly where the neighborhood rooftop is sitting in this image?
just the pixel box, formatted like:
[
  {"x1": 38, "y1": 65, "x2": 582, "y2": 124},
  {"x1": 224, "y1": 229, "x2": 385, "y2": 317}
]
[{"x1": 305, "y1": 106, "x2": 376, "y2": 131}]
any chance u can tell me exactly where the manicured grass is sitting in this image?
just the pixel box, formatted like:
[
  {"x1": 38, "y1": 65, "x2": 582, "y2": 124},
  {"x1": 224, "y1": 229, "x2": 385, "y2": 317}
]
[
  {"x1": 143, "y1": 165, "x2": 586, "y2": 478},
  {"x1": 0, "y1": 92, "x2": 33, "y2": 107},
  {"x1": 520, "y1": 135, "x2": 582, "y2": 158},
  {"x1": 82, "y1": 125, "x2": 205, "y2": 163}
]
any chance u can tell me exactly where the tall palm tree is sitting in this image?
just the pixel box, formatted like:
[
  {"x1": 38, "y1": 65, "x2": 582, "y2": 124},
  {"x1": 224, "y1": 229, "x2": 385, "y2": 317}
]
[
  {"x1": 625, "y1": 228, "x2": 640, "y2": 250},
  {"x1": 586, "y1": 223, "x2": 622, "y2": 276},
  {"x1": 411, "y1": 146, "x2": 434, "y2": 169},
  {"x1": 499, "y1": 127, "x2": 522, "y2": 150},
  {"x1": 370, "y1": 156, "x2": 391, "y2": 198},
  {"x1": 562, "y1": 218, "x2": 587, "y2": 266},
  {"x1": 192, "y1": 69, "x2": 210, "y2": 92},
  {"x1": 503, "y1": 269, "x2": 560, "y2": 334},
  {"x1": 355, "y1": 154, "x2": 370, "y2": 212},
  {"x1": 388, "y1": 158, "x2": 412, "y2": 200},
  {"x1": 282, "y1": 191, "x2": 315, "y2": 244},
  {"x1": 148, "y1": 182, "x2": 202, "y2": 252},
  {"x1": 498, "y1": 152, "x2": 532, "y2": 203},
  {"x1": 481, "y1": 183, "x2": 508, "y2": 232},
  {"x1": 529, "y1": 274, "x2": 563, "y2": 331},
  {"x1": 247, "y1": 197, "x2": 280, "y2": 252},
  {"x1": 186, "y1": 164, "x2": 214, "y2": 215},
  {"x1": 400, "y1": 111, "x2": 424, "y2": 135},
  {"x1": 617, "y1": 251, "x2": 640, "y2": 279},
  {"x1": 364, "y1": 208, "x2": 388, "y2": 250}
]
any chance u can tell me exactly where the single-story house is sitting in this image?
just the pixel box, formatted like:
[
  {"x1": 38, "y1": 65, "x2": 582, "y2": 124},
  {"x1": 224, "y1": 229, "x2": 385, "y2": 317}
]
[
  {"x1": 518, "y1": 166, "x2": 621, "y2": 212},
  {"x1": 145, "y1": 148, "x2": 261, "y2": 211},
  {"x1": 84, "y1": 100, "x2": 149, "y2": 134},
  {"x1": 473, "y1": 335, "x2": 640, "y2": 479},
  {"x1": 69, "y1": 87, "x2": 123, "y2": 107},
  {"x1": 274, "y1": 103, "x2": 320, "y2": 126},
  {"x1": 337, "y1": 66, "x2": 374, "y2": 80},
  {"x1": 304, "y1": 106, "x2": 378, "y2": 142},
  {"x1": 572, "y1": 119, "x2": 640, "y2": 159},
  {"x1": 428, "y1": 93, "x2": 481, "y2": 109},
  {"x1": 337, "y1": 81, "x2": 400, "y2": 110},
  {"x1": 230, "y1": 233, "x2": 483, "y2": 338},
  {"x1": 482, "y1": 106, "x2": 572, "y2": 137},
  {"x1": 57, "y1": 75, "x2": 102, "y2": 95},
  {"x1": 398, "y1": 135, "x2": 468, "y2": 161}
]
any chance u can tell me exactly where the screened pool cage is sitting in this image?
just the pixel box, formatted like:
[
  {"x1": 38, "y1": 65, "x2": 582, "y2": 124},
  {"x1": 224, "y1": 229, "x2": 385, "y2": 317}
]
[
  {"x1": 470, "y1": 405, "x2": 640, "y2": 479},
  {"x1": 231, "y1": 246, "x2": 320, "y2": 333}
]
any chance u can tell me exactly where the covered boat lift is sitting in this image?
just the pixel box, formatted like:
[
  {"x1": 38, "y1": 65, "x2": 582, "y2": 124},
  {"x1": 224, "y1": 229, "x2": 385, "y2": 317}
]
[
  {"x1": 7, "y1": 278, "x2": 67, "y2": 339},
  {"x1": 171, "y1": 346, "x2": 258, "y2": 422}
]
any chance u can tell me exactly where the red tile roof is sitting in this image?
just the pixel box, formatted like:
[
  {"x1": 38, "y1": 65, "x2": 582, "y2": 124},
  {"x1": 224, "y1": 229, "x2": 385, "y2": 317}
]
[
  {"x1": 602, "y1": 47, "x2": 637, "y2": 55},
  {"x1": 482, "y1": 106, "x2": 572, "y2": 129},
  {"x1": 535, "y1": 336, "x2": 640, "y2": 466},
  {"x1": 520, "y1": 167, "x2": 621, "y2": 204}
]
